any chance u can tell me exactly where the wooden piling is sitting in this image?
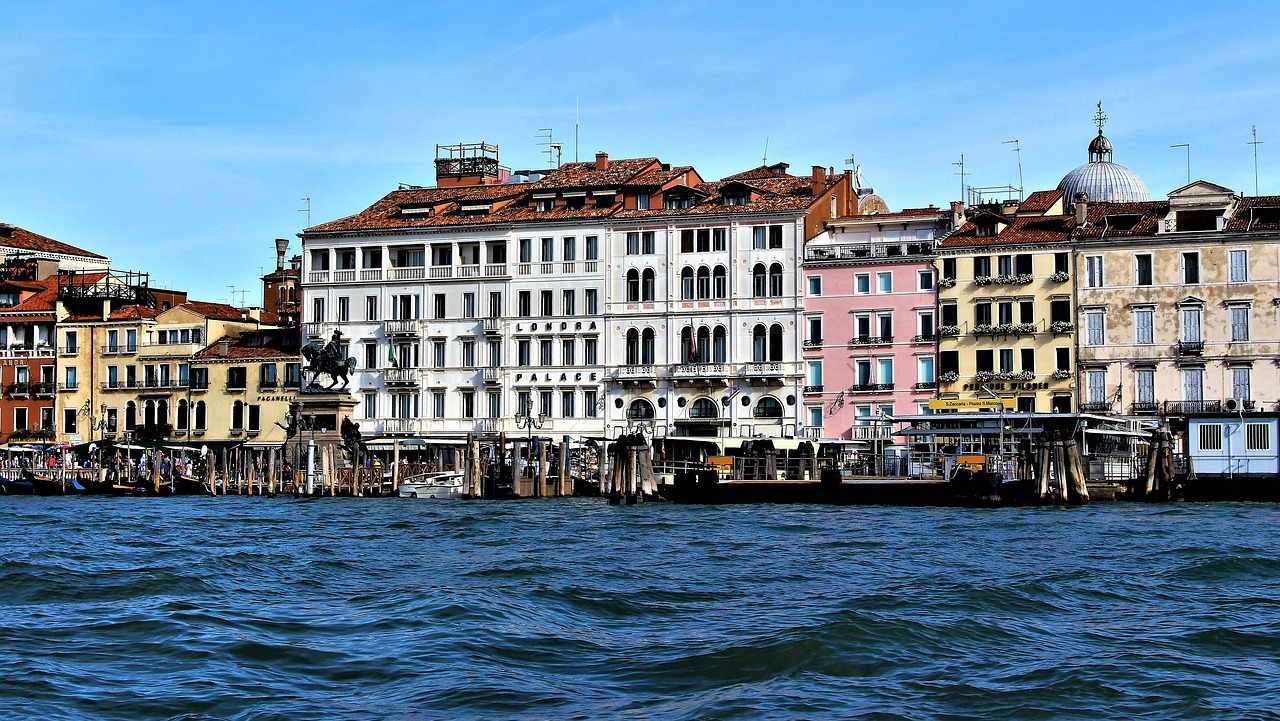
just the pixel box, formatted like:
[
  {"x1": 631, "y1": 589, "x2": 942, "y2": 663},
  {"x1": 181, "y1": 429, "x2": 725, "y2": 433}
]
[
  {"x1": 557, "y1": 439, "x2": 568, "y2": 497},
  {"x1": 1065, "y1": 437, "x2": 1090, "y2": 503}
]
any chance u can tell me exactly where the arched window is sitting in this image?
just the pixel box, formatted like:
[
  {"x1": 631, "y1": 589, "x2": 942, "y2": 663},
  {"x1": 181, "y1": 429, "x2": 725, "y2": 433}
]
[
  {"x1": 628, "y1": 399, "x2": 655, "y2": 420},
  {"x1": 696, "y1": 266, "x2": 711, "y2": 299},
  {"x1": 769, "y1": 323, "x2": 783, "y2": 361},
  {"x1": 125, "y1": 401, "x2": 137, "y2": 431},
  {"x1": 691, "y1": 397, "x2": 718, "y2": 419},
  {"x1": 232, "y1": 400, "x2": 244, "y2": 430},
  {"x1": 626, "y1": 269, "x2": 640, "y2": 302},
  {"x1": 769, "y1": 262, "x2": 783, "y2": 297},
  {"x1": 144, "y1": 400, "x2": 156, "y2": 427},
  {"x1": 752, "y1": 324, "x2": 767, "y2": 362},
  {"x1": 641, "y1": 268, "x2": 656, "y2": 301},
  {"x1": 681, "y1": 267, "x2": 694, "y2": 300},
  {"x1": 713, "y1": 265, "x2": 727, "y2": 299},
  {"x1": 625, "y1": 329, "x2": 640, "y2": 365},
  {"x1": 755, "y1": 396, "x2": 783, "y2": 418},
  {"x1": 194, "y1": 401, "x2": 207, "y2": 431},
  {"x1": 696, "y1": 326, "x2": 710, "y2": 363},
  {"x1": 752, "y1": 264, "x2": 767, "y2": 298},
  {"x1": 680, "y1": 326, "x2": 694, "y2": 364},
  {"x1": 176, "y1": 399, "x2": 189, "y2": 431},
  {"x1": 713, "y1": 325, "x2": 727, "y2": 363},
  {"x1": 641, "y1": 328, "x2": 655, "y2": 365},
  {"x1": 157, "y1": 399, "x2": 169, "y2": 426}
]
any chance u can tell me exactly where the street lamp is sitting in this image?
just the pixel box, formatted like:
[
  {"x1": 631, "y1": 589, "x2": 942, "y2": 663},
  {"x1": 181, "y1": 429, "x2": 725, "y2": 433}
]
[
  {"x1": 980, "y1": 385, "x2": 1007, "y2": 475},
  {"x1": 301, "y1": 413, "x2": 318, "y2": 495},
  {"x1": 515, "y1": 398, "x2": 545, "y2": 480}
]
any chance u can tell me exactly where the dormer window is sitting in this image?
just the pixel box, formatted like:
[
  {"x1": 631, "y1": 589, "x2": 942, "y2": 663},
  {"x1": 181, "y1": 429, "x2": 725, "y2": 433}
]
[
  {"x1": 664, "y1": 195, "x2": 693, "y2": 210},
  {"x1": 975, "y1": 223, "x2": 997, "y2": 238},
  {"x1": 1103, "y1": 214, "x2": 1142, "y2": 231},
  {"x1": 461, "y1": 204, "x2": 490, "y2": 218},
  {"x1": 536, "y1": 198, "x2": 554, "y2": 212},
  {"x1": 723, "y1": 193, "x2": 749, "y2": 206},
  {"x1": 562, "y1": 191, "x2": 586, "y2": 211}
]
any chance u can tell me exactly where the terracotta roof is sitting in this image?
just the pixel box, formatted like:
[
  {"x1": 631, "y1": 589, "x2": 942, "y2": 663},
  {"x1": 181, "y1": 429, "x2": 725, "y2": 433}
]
[
  {"x1": 1223, "y1": 195, "x2": 1280, "y2": 233},
  {"x1": 526, "y1": 157, "x2": 661, "y2": 188},
  {"x1": 722, "y1": 163, "x2": 794, "y2": 181},
  {"x1": 0, "y1": 224, "x2": 107, "y2": 260},
  {"x1": 63, "y1": 305, "x2": 160, "y2": 322},
  {"x1": 1073, "y1": 201, "x2": 1168, "y2": 239},
  {"x1": 180, "y1": 300, "x2": 253, "y2": 322},
  {"x1": 614, "y1": 176, "x2": 837, "y2": 220},
  {"x1": 1018, "y1": 190, "x2": 1064, "y2": 213},
  {"x1": 191, "y1": 335, "x2": 297, "y2": 361},
  {"x1": 839, "y1": 206, "x2": 944, "y2": 221},
  {"x1": 0, "y1": 275, "x2": 59, "y2": 315},
  {"x1": 942, "y1": 214, "x2": 1073, "y2": 248}
]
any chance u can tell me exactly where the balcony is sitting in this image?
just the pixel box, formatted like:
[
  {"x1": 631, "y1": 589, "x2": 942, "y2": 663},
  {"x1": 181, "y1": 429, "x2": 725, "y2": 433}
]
[
  {"x1": 189, "y1": 380, "x2": 209, "y2": 391},
  {"x1": 307, "y1": 270, "x2": 329, "y2": 283},
  {"x1": 57, "y1": 382, "x2": 79, "y2": 392},
  {"x1": 457, "y1": 265, "x2": 482, "y2": 278},
  {"x1": 803, "y1": 384, "x2": 823, "y2": 394},
  {"x1": 360, "y1": 268, "x2": 383, "y2": 281},
  {"x1": 847, "y1": 335, "x2": 893, "y2": 348},
  {"x1": 1162, "y1": 400, "x2": 1256, "y2": 415},
  {"x1": 101, "y1": 344, "x2": 139, "y2": 355},
  {"x1": 849, "y1": 383, "x2": 894, "y2": 393},
  {"x1": 1130, "y1": 402, "x2": 1160, "y2": 415},
  {"x1": 850, "y1": 425, "x2": 894, "y2": 441},
  {"x1": 482, "y1": 317, "x2": 501, "y2": 334},
  {"x1": 803, "y1": 338, "x2": 824, "y2": 348},
  {"x1": 1176, "y1": 340, "x2": 1204, "y2": 355},
  {"x1": 32, "y1": 382, "x2": 56, "y2": 398},
  {"x1": 483, "y1": 263, "x2": 508, "y2": 277},
  {"x1": 6, "y1": 383, "x2": 29, "y2": 398},
  {"x1": 332, "y1": 270, "x2": 356, "y2": 282},
  {"x1": 302, "y1": 323, "x2": 324, "y2": 339},
  {"x1": 583, "y1": 261, "x2": 599, "y2": 273},
  {"x1": 911, "y1": 334, "x2": 935, "y2": 344},
  {"x1": 383, "y1": 418, "x2": 419, "y2": 435},
  {"x1": 615, "y1": 365, "x2": 659, "y2": 384},
  {"x1": 59, "y1": 346, "x2": 80, "y2": 357},
  {"x1": 913, "y1": 381, "x2": 937, "y2": 390},
  {"x1": 482, "y1": 367, "x2": 502, "y2": 385},
  {"x1": 740, "y1": 362, "x2": 787, "y2": 384},
  {"x1": 383, "y1": 319, "x2": 420, "y2": 337},
  {"x1": 670, "y1": 363, "x2": 731, "y2": 385},
  {"x1": 1079, "y1": 402, "x2": 1113, "y2": 413},
  {"x1": 384, "y1": 367, "x2": 420, "y2": 387},
  {"x1": 429, "y1": 266, "x2": 453, "y2": 279},
  {"x1": 388, "y1": 266, "x2": 426, "y2": 281}
]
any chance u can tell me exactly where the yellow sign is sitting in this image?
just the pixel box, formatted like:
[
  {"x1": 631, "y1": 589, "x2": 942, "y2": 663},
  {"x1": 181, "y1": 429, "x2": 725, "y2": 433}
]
[{"x1": 928, "y1": 398, "x2": 1016, "y2": 410}]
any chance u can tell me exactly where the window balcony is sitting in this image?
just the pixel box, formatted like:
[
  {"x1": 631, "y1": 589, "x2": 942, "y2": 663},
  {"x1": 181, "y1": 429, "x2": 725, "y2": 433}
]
[
  {"x1": 383, "y1": 319, "x2": 421, "y2": 337},
  {"x1": 482, "y1": 367, "x2": 502, "y2": 385},
  {"x1": 483, "y1": 263, "x2": 508, "y2": 277},
  {"x1": 359, "y1": 268, "x2": 383, "y2": 281},
  {"x1": 849, "y1": 383, "x2": 894, "y2": 393},
  {"x1": 388, "y1": 266, "x2": 426, "y2": 281},
  {"x1": 1176, "y1": 341, "x2": 1204, "y2": 355},
  {"x1": 615, "y1": 365, "x2": 659, "y2": 384},
  {"x1": 1130, "y1": 402, "x2": 1160, "y2": 415},
  {"x1": 57, "y1": 382, "x2": 79, "y2": 392},
  {"x1": 1161, "y1": 400, "x2": 1253, "y2": 415},
  {"x1": 384, "y1": 367, "x2": 420, "y2": 387},
  {"x1": 911, "y1": 334, "x2": 935, "y2": 344},
  {"x1": 382, "y1": 418, "x2": 419, "y2": 435},
  {"x1": 32, "y1": 382, "x2": 56, "y2": 398},
  {"x1": 913, "y1": 381, "x2": 937, "y2": 390},
  {"x1": 332, "y1": 270, "x2": 356, "y2": 282},
  {"x1": 670, "y1": 363, "x2": 732, "y2": 385},
  {"x1": 1079, "y1": 402, "x2": 1113, "y2": 413},
  {"x1": 850, "y1": 425, "x2": 893, "y2": 441},
  {"x1": 847, "y1": 335, "x2": 893, "y2": 348},
  {"x1": 6, "y1": 383, "x2": 29, "y2": 398},
  {"x1": 482, "y1": 317, "x2": 501, "y2": 334},
  {"x1": 101, "y1": 344, "x2": 139, "y2": 355},
  {"x1": 803, "y1": 338, "x2": 824, "y2": 348},
  {"x1": 803, "y1": 384, "x2": 823, "y2": 394}
]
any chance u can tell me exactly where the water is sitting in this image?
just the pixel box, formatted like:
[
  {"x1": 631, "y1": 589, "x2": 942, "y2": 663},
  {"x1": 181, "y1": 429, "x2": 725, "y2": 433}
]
[{"x1": 1, "y1": 498, "x2": 1278, "y2": 720}]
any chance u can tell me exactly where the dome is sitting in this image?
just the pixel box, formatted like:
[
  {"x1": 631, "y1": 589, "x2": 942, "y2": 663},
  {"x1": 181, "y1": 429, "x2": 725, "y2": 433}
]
[{"x1": 1057, "y1": 160, "x2": 1151, "y2": 203}]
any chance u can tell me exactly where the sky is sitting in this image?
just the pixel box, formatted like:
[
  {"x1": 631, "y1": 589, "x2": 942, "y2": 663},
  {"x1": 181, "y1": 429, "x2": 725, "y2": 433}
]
[{"x1": 2, "y1": 1, "x2": 1278, "y2": 304}]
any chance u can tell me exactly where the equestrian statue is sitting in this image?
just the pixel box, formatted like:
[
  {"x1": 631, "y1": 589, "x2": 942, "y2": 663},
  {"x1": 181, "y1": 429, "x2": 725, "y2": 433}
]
[{"x1": 301, "y1": 329, "x2": 357, "y2": 391}]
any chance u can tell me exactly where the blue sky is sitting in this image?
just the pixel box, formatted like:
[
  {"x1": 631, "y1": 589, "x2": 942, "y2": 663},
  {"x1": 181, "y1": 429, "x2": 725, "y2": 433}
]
[{"x1": 1, "y1": 1, "x2": 1278, "y2": 303}]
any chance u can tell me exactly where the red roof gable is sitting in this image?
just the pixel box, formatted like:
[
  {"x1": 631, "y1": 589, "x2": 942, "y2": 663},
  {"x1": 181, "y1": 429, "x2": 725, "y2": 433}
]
[{"x1": 0, "y1": 224, "x2": 107, "y2": 259}]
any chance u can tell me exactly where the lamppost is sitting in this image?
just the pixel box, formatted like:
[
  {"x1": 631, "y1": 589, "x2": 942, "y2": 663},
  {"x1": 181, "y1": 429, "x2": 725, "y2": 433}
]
[
  {"x1": 515, "y1": 398, "x2": 544, "y2": 486},
  {"x1": 301, "y1": 413, "x2": 317, "y2": 495},
  {"x1": 981, "y1": 385, "x2": 1007, "y2": 475}
]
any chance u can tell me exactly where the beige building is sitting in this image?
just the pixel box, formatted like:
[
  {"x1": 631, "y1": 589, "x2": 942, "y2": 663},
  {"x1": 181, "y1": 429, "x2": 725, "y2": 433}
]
[
  {"x1": 189, "y1": 329, "x2": 301, "y2": 448},
  {"x1": 1074, "y1": 182, "x2": 1280, "y2": 417}
]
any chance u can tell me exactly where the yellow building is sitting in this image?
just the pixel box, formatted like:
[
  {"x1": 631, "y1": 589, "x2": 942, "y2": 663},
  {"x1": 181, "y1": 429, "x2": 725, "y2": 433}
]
[
  {"x1": 189, "y1": 329, "x2": 301, "y2": 449},
  {"x1": 936, "y1": 190, "x2": 1077, "y2": 412}
]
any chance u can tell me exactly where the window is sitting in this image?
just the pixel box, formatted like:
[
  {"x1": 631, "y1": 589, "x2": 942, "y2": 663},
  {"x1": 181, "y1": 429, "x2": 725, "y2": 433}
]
[
  {"x1": 998, "y1": 302, "x2": 1013, "y2": 325},
  {"x1": 64, "y1": 331, "x2": 78, "y2": 354},
  {"x1": 518, "y1": 291, "x2": 531, "y2": 316},
  {"x1": 463, "y1": 293, "x2": 475, "y2": 319},
  {"x1": 917, "y1": 271, "x2": 933, "y2": 291},
  {"x1": 364, "y1": 393, "x2": 377, "y2": 420},
  {"x1": 227, "y1": 367, "x2": 247, "y2": 390},
  {"x1": 461, "y1": 391, "x2": 475, "y2": 419},
  {"x1": 769, "y1": 263, "x2": 783, "y2": 297},
  {"x1": 561, "y1": 391, "x2": 575, "y2": 418},
  {"x1": 769, "y1": 226, "x2": 783, "y2": 248},
  {"x1": 918, "y1": 356, "x2": 935, "y2": 384},
  {"x1": 585, "y1": 289, "x2": 598, "y2": 315},
  {"x1": 1020, "y1": 348, "x2": 1035, "y2": 373},
  {"x1": 999, "y1": 348, "x2": 1014, "y2": 373},
  {"x1": 713, "y1": 266, "x2": 727, "y2": 299},
  {"x1": 973, "y1": 256, "x2": 991, "y2": 277},
  {"x1": 997, "y1": 255, "x2": 1013, "y2": 276},
  {"x1": 488, "y1": 392, "x2": 501, "y2": 420},
  {"x1": 642, "y1": 232, "x2": 655, "y2": 254},
  {"x1": 311, "y1": 297, "x2": 325, "y2": 323},
  {"x1": 1246, "y1": 422, "x2": 1271, "y2": 451},
  {"x1": 365, "y1": 296, "x2": 378, "y2": 321},
  {"x1": 1019, "y1": 300, "x2": 1034, "y2": 324},
  {"x1": 540, "y1": 290, "x2": 553, "y2": 316},
  {"x1": 488, "y1": 340, "x2": 501, "y2": 367},
  {"x1": 489, "y1": 292, "x2": 502, "y2": 318},
  {"x1": 1135, "y1": 254, "x2": 1153, "y2": 285},
  {"x1": 941, "y1": 304, "x2": 957, "y2": 327},
  {"x1": 1054, "y1": 252, "x2": 1069, "y2": 274},
  {"x1": 641, "y1": 329, "x2": 655, "y2": 365},
  {"x1": 1135, "y1": 369, "x2": 1155, "y2": 404},
  {"x1": 1085, "y1": 256, "x2": 1103, "y2": 287},
  {"x1": 942, "y1": 258, "x2": 957, "y2": 280},
  {"x1": 1182, "y1": 308, "x2": 1202, "y2": 342},
  {"x1": 807, "y1": 276, "x2": 822, "y2": 296},
  {"x1": 713, "y1": 228, "x2": 727, "y2": 251},
  {"x1": 585, "y1": 390, "x2": 598, "y2": 417},
  {"x1": 433, "y1": 392, "x2": 445, "y2": 418},
  {"x1": 681, "y1": 267, "x2": 695, "y2": 300},
  {"x1": 628, "y1": 399, "x2": 654, "y2": 420},
  {"x1": 1015, "y1": 254, "x2": 1032, "y2": 275},
  {"x1": 807, "y1": 361, "x2": 823, "y2": 386},
  {"x1": 752, "y1": 264, "x2": 767, "y2": 298},
  {"x1": 807, "y1": 316, "x2": 823, "y2": 345},
  {"x1": 877, "y1": 272, "x2": 892, "y2": 293},
  {"x1": 462, "y1": 340, "x2": 476, "y2": 368},
  {"x1": 877, "y1": 358, "x2": 894, "y2": 385},
  {"x1": 1232, "y1": 367, "x2": 1251, "y2": 400},
  {"x1": 519, "y1": 238, "x2": 532, "y2": 263},
  {"x1": 248, "y1": 405, "x2": 261, "y2": 433},
  {"x1": 696, "y1": 267, "x2": 710, "y2": 299},
  {"x1": 563, "y1": 290, "x2": 575, "y2": 316},
  {"x1": 231, "y1": 401, "x2": 244, "y2": 430},
  {"x1": 755, "y1": 397, "x2": 783, "y2": 418},
  {"x1": 62, "y1": 408, "x2": 77, "y2": 434},
  {"x1": 626, "y1": 232, "x2": 640, "y2": 255},
  {"x1": 1086, "y1": 370, "x2": 1107, "y2": 405},
  {"x1": 1198, "y1": 423, "x2": 1222, "y2": 452},
  {"x1": 193, "y1": 401, "x2": 206, "y2": 431},
  {"x1": 641, "y1": 269, "x2": 655, "y2": 301},
  {"x1": 637, "y1": 194, "x2": 650, "y2": 211},
  {"x1": 584, "y1": 338, "x2": 597, "y2": 365},
  {"x1": 1229, "y1": 250, "x2": 1248, "y2": 282},
  {"x1": 918, "y1": 311, "x2": 934, "y2": 340},
  {"x1": 337, "y1": 296, "x2": 350, "y2": 322},
  {"x1": 1056, "y1": 347, "x2": 1071, "y2": 372},
  {"x1": 536, "y1": 198, "x2": 554, "y2": 212},
  {"x1": 1182, "y1": 368, "x2": 1204, "y2": 402},
  {"x1": 855, "y1": 273, "x2": 870, "y2": 294},
  {"x1": 939, "y1": 350, "x2": 959, "y2": 376},
  {"x1": 974, "y1": 302, "x2": 992, "y2": 327},
  {"x1": 1230, "y1": 306, "x2": 1250, "y2": 341},
  {"x1": 260, "y1": 363, "x2": 278, "y2": 387},
  {"x1": 1182, "y1": 252, "x2": 1200, "y2": 283},
  {"x1": 562, "y1": 339, "x2": 575, "y2": 366},
  {"x1": 1135, "y1": 309, "x2": 1154, "y2": 345},
  {"x1": 539, "y1": 391, "x2": 553, "y2": 418},
  {"x1": 1085, "y1": 311, "x2": 1104, "y2": 346},
  {"x1": 63, "y1": 366, "x2": 77, "y2": 389},
  {"x1": 753, "y1": 227, "x2": 766, "y2": 249},
  {"x1": 285, "y1": 363, "x2": 300, "y2": 388},
  {"x1": 585, "y1": 235, "x2": 598, "y2": 260},
  {"x1": 680, "y1": 229, "x2": 695, "y2": 253},
  {"x1": 563, "y1": 236, "x2": 576, "y2": 261},
  {"x1": 539, "y1": 338, "x2": 553, "y2": 366},
  {"x1": 541, "y1": 237, "x2": 554, "y2": 262},
  {"x1": 433, "y1": 341, "x2": 446, "y2": 368}
]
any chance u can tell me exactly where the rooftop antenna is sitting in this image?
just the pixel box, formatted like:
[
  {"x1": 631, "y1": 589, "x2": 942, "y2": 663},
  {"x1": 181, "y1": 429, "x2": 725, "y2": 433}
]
[
  {"x1": 762, "y1": 137, "x2": 769, "y2": 166},
  {"x1": 1249, "y1": 125, "x2": 1263, "y2": 195},
  {"x1": 574, "y1": 97, "x2": 579, "y2": 163},
  {"x1": 844, "y1": 152, "x2": 863, "y2": 191},
  {"x1": 953, "y1": 153, "x2": 967, "y2": 205},
  {"x1": 538, "y1": 128, "x2": 561, "y2": 168},
  {"x1": 1004, "y1": 139, "x2": 1024, "y2": 200},
  {"x1": 1171, "y1": 143, "x2": 1190, "y2": 184},
  {"x1": 227, "y1": 285, "x2": 248, "y2": 307},
  {"x1": 299, "y1": 196, "x2": 311, "y2": 227}
]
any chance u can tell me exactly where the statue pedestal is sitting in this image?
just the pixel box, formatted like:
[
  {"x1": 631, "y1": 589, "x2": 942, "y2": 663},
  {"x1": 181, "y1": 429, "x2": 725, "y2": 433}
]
[{"x1": 294, "y1": 392, "x2": 359, "y2": 447}]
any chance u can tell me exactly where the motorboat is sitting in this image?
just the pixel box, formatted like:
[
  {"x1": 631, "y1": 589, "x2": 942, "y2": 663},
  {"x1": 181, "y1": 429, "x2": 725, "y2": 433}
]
[{"x1": 397, "y1": 471, "x2": 465, "y2": 499}]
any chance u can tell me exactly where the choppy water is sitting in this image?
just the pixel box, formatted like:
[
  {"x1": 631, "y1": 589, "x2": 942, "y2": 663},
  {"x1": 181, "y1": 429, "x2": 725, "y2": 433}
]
[{"x1": 2, "y1": 498, "x2": 1279, "y2": 720}]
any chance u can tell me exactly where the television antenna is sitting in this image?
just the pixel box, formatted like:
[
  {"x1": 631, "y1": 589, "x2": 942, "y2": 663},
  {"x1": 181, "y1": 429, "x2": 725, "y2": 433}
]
[
  {"x1": 1004, "y1": 139, "x2": 1024, "y2": 201},
  {"x1": 1249, "y1": 125, "x2": 1263, "y2": 195},
  {"x1": 227, "y1": 285, "x2": 249, "y2": 307},
  {"x1": 299, "y1": 196, "x2": 311, "y2": 227},
  {"x1": 1171, "y1": 144, "x2": 1190, "y2": 184},
  {"x1": 538, "y1": 128, "x2": 561, "y2": 168},
  {"x1": 953, "y1": 154, "x2": 967, "y2": 204},
  {"x1": 762, "y1": 137, "x2": 769, "y2": 166}
]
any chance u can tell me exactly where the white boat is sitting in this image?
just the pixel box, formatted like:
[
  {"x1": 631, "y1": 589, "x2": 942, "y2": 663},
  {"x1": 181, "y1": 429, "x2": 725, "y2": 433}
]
[{"x1": 396, "y1": 471, "x2": 465, "y2": 499}]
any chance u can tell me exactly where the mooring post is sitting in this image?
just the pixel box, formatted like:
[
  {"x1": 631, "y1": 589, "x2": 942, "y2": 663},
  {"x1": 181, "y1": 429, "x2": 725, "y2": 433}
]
[{"x1": 558, "y1": 439, "x2": 568, "y2": 497}]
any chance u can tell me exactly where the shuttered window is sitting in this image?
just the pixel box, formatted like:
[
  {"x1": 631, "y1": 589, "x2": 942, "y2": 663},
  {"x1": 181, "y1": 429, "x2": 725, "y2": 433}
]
[
  {"x1": 1232, "y1": 367, "x2": 1252, "y2": 401},
  {"x1": 1230, "y1": 307, "x2": 1250, "y2": 341},
  {"x1": 1229, "y1": 250, "x2": 1248, "y2": 282},
  {"x1": 1199, "y1": 423, "x2": 1222, "y2": 451},
  {"x1": 1182, "y1": 309, "x2": 1202, "y2": 342},
  {"x1": 1135, "y1": 369, "x2": 1155, "y2": 403},
  {"x1": 1182, "y1": 369, "x2": 1204, "y2": 402},
  {"x1": 1246, "y1": 423, "x2": 1271, "y2": 451},
  {"x1": 1135, "y1": 310, "x2": 1154, "y2": 344},
  {"x1": 1085, "y1": 312, "x2": 1104, "y2": 346}
]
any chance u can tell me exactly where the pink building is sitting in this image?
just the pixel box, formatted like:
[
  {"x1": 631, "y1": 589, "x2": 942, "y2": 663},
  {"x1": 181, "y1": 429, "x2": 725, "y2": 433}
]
[{"x1": 802, "y1": 205, "x2": 956, "y2": 456}]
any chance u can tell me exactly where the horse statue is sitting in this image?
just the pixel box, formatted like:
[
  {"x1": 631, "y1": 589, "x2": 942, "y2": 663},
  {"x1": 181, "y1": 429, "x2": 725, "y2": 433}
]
[{"x1": 301, "y1": 330, "x2": 357, "y2": 391}]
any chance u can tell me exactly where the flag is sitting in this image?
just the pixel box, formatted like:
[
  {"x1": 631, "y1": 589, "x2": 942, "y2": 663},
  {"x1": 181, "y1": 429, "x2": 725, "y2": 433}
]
[
  {"x1": 687, "y1": 327, "x2": 699, "y2": 364},
  {"x1": 388, "y1": 343, "x2": 396, "y2": 368}
]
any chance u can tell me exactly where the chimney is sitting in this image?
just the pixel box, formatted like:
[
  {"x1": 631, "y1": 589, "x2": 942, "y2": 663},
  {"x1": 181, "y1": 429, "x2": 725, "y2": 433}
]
[
  {"x1": 811, "y1": 165, "x2": 824, "y2": 195},
  {"x1": 218, "y1": 339, "x2": 230, "y2": 357},
  {"x1": 950, "y1": 201, "x2": 965, "y2": 227},
  {"x1": 843, "y1": 170, "x2": 855, "y2": 215},
  {"x1": 1074, "y1": 192, "x2": 1088, "y2": 225},
  {"x1": 274, "y1": 238, "x2": 289, "y2": 272},
  {"x1": 102, "y1": 299, "x2": 111, "y2": 322},
  {"x1": 595, "y1": 152, "x2": 609, "y2": 171}
]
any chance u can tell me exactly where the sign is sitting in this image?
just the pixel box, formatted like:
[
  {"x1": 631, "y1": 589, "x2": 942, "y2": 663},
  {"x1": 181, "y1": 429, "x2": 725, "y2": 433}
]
[{"x1": 928, "y1": 398, "x2": 1016, "y2": 410}]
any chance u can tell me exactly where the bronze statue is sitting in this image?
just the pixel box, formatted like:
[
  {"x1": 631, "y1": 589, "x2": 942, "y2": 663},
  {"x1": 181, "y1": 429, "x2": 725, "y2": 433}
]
[{"x1": 301, "y1": 329, "x2": 357, "y2": 391}]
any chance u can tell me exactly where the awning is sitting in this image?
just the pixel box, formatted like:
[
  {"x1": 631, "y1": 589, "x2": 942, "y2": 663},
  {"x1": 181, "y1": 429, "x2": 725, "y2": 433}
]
[
  {"x1": 896, "y1": 427, "x2": 1042, "y2": 436},
  {"x1": 1084, "y1": 427, "x2": 1151, "y2": 438}
]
